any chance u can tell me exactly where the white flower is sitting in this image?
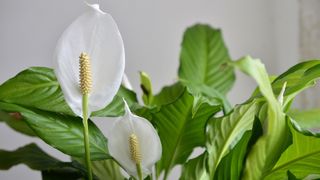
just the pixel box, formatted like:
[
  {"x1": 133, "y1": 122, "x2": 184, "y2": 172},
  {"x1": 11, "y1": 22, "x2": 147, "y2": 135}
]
[
  {"x1": 54, "y1": 4, "x2": 125, "y2": 117},
  {"x1": 108, "y1": 101, "x2": 162, "y2": 179}
]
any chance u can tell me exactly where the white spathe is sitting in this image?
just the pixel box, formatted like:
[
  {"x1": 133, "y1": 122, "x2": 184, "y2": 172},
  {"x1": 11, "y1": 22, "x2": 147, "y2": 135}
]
[
  {"x1": 54, "y1": 4, "x2": 125, "y2": 117},
  {"x1": 108, "y1": 101, "x2": 162, "y2": 179}
]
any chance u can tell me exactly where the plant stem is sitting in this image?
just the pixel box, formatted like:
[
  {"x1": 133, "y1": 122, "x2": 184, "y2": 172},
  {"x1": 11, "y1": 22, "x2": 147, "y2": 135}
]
[
  {"x1": 136, "y1": 163, "x2": 143, "y2": 180},
  {"x1": 82, "y1": 94, "x2": 93, "y2": 180}
]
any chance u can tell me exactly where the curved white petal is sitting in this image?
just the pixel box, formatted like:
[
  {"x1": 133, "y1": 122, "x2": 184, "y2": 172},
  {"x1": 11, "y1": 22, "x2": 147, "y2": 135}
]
[
  {"x1": 108, "y1": 101, "x2": 162, "y2": 179},
  {"x1": 54, "y1": 4, "x2": 125, "y2": 117}
]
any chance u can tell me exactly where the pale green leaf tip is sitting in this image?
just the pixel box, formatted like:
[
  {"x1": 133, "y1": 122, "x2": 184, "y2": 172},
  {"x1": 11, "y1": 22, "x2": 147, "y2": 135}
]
[{"x1": 277, "y1": 81, "x2": 287, "y2": 106}]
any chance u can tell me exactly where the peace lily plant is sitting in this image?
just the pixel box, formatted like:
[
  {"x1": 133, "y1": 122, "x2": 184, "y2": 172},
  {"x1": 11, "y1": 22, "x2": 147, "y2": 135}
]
[{"x1": 1, "y1": 3, "x2": 320, "y2": 180}]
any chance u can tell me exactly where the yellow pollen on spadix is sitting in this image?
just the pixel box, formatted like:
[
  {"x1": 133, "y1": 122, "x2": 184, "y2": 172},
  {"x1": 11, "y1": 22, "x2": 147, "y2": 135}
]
[
  {"x1": 129, "y1": 134, "x2": 142, "y2": 164},
  {"x1": 79, "y1": 52, "x2": 92, "y2": 95}
]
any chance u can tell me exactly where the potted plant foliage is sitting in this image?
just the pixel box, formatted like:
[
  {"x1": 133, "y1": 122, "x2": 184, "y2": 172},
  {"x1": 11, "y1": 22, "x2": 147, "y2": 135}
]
[{"x1": 1, "y1": 3, "x2": 320, "y2": 180}]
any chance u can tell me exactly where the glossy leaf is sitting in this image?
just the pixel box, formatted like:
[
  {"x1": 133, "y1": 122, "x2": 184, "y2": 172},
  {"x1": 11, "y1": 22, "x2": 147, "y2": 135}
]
[
  {"x1": 0, "y1": 67, "x2": 73, "y2": 115},
  {"x1": 214, "y1": 117, "x2": 263, "y2": 180},
  {"x1": 213, "y1": 131, "x2": 251, "y2": 180},
  {"x1": 265, "y1": 125, "x2": 320, "y2": 179},
  {"x1": 180, "y1": 153, "x2": 210, "y2": 180},
  {"x1": 178, "y1": 24, "x2": 235, "y2": 95},
  {"x1": 288, "y1": 109, "x2": 320, "y2": 137},
  {"x1": 151, "y1": 82, "x2": 185, "y2": 106},
  {"x1": 0, "y1": 101, "x2": 110, "y2": 160},
  {"x1": 206, "y1": 101, "x2": 257, "y2": 178},
  {"x1": 233, "y1": 56, "x2": 291, "y2": 180},
  {"x1": 0, "y1": 110, "x2": 35, "y2": 136},
  {"x1": 91, "y1": 86, "x2": 138, "y2": 117},
  {"x1": 153, "y1": 89, "x2": 221, "y2": 177},
  {"x1": 252, "y1": 60, "x2": 320, "y2": 110},
  {"x1": 0, "y1": 67, "x2": 137, "y2": 118}
]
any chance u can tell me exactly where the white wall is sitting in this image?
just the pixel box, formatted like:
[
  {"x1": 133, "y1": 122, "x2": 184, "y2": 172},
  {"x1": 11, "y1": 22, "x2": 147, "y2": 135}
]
[{"x1": 0, "y1": 0, "x2": 299, "y2": 179}]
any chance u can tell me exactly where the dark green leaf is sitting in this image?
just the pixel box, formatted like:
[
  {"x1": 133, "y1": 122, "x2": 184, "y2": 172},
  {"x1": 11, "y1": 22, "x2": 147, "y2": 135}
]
[
  {"x1": 0, "y1": 67, "x2": 73, "y2": 115},
  {"x1": 214, "y1": 131, "x2": 251, "y2": 180},
  {"x1": 0, "y1": 143, "x2": 90, "y2": 179},
  {"x1": 0, "y1": 102, "x2": 110, "y2": 160},
  {"x1": 41, "y1": 169, "x2": 84, "y2": 180},
  {"x1": 0, "y1": 67, "x2": 137, "y2": 118},
  {"x1": 178, "y1": 24, "x2": 235, "y2": 95},
  {"x1": 0, "y1": 143, "x2": 60, "y2": 170},
  {"x1": 153, "y1": 88, "x2": 221, "y2": 177},
  {"x1": 287, "y1": 171, "x2": 300, "y2": 180},
  {"x1": 0, "y1": 110, "x2": 35, "y2": 136}
]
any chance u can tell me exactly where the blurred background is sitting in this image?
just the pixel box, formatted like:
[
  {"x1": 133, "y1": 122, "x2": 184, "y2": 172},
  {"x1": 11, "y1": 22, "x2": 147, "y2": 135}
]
[{"x1": 0, "y1": 0, "x2": 313, "y2": 179}]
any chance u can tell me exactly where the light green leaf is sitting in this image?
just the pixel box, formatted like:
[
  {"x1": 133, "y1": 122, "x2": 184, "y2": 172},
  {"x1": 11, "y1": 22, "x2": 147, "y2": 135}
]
[
  {"x1": 180, "y1": 153, "x2": 210, "y2": 180},
  {"x1": 206, "y1": 101, "x2": 258, "y2": 178},
  {"x1": 153, "y1": 88, "x2": 221, "y2": 178},
  {"x1": 0, "y1": 102, "x2": 110, "y2": 160},
  {"x1": 232, "y1": 56, "x2": 291, "y2": 180},
  {"x1": 252, "y1": 60, "x2": 320, "y2": 110},
  {"x1": 265, "y1": 125, "x2": 320, "y2": 179},
  {"x1": 288, "y1": 109, "x2": 320, "y2": 137},
  {"x1": 178, "y1": 24, "x2": 235, "y2": 95},
  {"x1": 74, "y1": 158, "x2": 123, "y2": 180}
]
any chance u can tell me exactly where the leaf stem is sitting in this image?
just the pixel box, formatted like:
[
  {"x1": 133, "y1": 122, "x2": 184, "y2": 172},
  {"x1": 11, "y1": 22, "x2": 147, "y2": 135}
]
[
  {"x1": 136, "y1": 163, "x2": 143, "y2": 180},
  {"x1": 82, "y1": 94, "x2": 93, "y2": 180}
]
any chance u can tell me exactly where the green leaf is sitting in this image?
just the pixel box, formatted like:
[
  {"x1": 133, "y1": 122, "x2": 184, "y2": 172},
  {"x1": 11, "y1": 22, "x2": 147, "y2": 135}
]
[
  {"x1": 0, "y1": 143, "x2": 90, "y2": 179},
  {"x1": 75, "y1": 158, "x2": 124, "y2": 180},
  {"x1": 91, "y1": 86, "x2": 138, "y2": 117},
  {"x1": 153, "y1": 88, "x2": 221, "y2": 178},
  {"x1": 213, "y1": 131, "x2": 251, "y2": 180},
  {"x1": 265, "y1": 125, "x2": 320, "y2": 179},
  {"x1": 0, "y1": 102, "x2": 110, "y2": 160},
  {"x1": 0, "y1": 67, "x2": 137, "y2": 118},
  {"x1": 0, "y1": 143, "x2": 60, "y2": 170},
  {"x1": 178, "y1": 24, "x2": 235, "y2": 95},
  {"x1": 0, "y1": 67, "x2": 73, "y2": 115},
  {"x1": 0, "y1": 110, "x2": 35, "y2": 136},
  {"x1": 287, "y1": 171, "x2": 300, "y2": 180},
  {"x1": 180, "y1": 153, "x2": 210, "y2": 180},
  {"x1": 41, "y1": 169, "x2": 85, "y2": 180},
  {"x1": 232, "y1": 56, "x2": 291, "y2": 180},
  {"x1": 206, "y1": 101, "x2": 258, "y2": 178},
  {"x1": 214, "y1": 117, "x2": 263, "y2": 180},
  {"x1": 140, "y1": 71, "x2": 153, "y2": 105},
  {"x1": 288, "y1": 109, "x2": 320, "y2": 137},
  {"x1": 252, "y1": 60, "x2": 320, "y2": 110},
  {"x1": 151, "y1": 82, "x2": 185, "y2": 106}
]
